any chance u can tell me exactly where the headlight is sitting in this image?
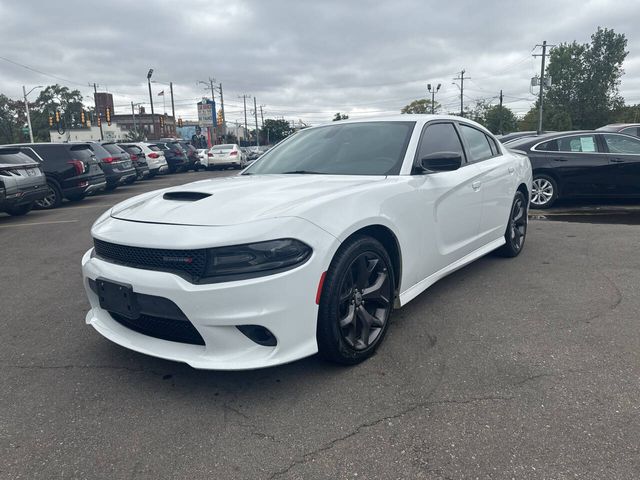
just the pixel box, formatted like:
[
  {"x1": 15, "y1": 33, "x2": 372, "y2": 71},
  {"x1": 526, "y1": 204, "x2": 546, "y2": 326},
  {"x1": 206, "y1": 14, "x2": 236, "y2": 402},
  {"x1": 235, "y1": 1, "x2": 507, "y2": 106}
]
[{"x1": 203, "y1": 238, "x2": 312, "y2": 280}]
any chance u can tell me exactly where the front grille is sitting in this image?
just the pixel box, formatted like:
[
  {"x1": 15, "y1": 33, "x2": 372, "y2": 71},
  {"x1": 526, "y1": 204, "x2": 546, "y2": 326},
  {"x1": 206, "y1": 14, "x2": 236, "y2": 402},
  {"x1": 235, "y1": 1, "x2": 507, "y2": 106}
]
[
  {"x1": 94, "y1": 239, "x2": 207, "y2": 280},
  {"x1": 109, "y1": 312, "x2": 205, "y2": 345}
]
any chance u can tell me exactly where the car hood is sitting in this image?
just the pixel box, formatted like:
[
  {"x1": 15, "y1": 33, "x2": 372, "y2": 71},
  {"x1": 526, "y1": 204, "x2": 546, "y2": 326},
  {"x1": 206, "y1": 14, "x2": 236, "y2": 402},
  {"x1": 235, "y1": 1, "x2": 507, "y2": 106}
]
[{"x1": 110, "y1": 174, "x2": 386, "y2": 226}]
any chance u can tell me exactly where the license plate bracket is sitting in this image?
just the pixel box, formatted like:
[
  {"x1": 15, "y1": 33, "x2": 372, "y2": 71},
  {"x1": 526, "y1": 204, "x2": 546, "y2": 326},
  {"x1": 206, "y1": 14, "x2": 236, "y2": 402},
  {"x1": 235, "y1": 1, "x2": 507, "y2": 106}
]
[{"x1": 96, "y1": 278, "x2": 140, "y2": 319}]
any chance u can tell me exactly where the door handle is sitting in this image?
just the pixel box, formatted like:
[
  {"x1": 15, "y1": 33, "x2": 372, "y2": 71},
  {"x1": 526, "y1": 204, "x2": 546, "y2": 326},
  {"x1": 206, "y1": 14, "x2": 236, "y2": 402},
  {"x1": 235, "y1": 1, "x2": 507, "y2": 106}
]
[
  {"x1": 553, "y1": 158, "x2": 568, "y2": 162},
  {"x1": 508, "y1": 167, "x2": 515, "y2": 174},
  {"x1": 471, "y1": 181, "x2": 481, "y2": 191},
  {"x1": 610, "y1": 158, "x2": 625, "y2": 163}
]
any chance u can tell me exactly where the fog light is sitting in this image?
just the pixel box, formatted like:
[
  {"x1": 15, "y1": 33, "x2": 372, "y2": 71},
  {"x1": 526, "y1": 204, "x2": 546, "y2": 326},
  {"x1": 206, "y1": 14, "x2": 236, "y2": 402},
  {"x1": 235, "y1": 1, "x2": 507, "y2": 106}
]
[{"x1": 236, "y1": 325, "x2": 277, "y2": 347}]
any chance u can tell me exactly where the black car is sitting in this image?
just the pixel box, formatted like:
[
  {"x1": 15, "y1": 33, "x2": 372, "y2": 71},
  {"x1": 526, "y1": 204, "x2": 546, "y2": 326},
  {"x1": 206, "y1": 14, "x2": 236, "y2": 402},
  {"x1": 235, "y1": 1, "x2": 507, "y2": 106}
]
[
  {"x1": 0, "y1": 147, "x2": 47, "y2": 215},
  {"x1": 507, "y1": 130, "x2": 640, "y2": 208},
  {"x1": 597, "y1": 123, "x2": 640, "y2": 137},
  {"x1": 118, "y1": 144, "x2": 150, "y2": 180},
  {"x1": 8, "y1": 143, "x2": 106, "y2": 209},
  {"x1": 178, "y1": 141, "x2": 200, "y2": 170},
  {"x1": 156, "y1": 141, "x2": 188, "y2": 173},
  {"x1": 86, "y1": 142, "x2": 136, "y2": 190}
]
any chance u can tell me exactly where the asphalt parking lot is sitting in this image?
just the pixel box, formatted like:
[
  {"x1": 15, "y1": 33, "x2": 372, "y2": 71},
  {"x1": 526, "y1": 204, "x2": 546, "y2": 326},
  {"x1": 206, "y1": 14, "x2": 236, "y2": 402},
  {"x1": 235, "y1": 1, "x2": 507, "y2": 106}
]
[{"x1": 2, "y1": 172, "x2": 640, "y2": 479}]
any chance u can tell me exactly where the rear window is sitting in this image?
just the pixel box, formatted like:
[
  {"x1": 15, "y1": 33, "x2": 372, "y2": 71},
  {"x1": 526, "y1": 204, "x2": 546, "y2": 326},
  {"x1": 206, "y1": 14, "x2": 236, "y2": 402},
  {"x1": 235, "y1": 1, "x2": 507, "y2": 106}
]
[
  {"x1": 0, "y1": 149, "x2": 36, "y2": 165},
  {"x1": 69, "y1": 145, "x2": 96, "y2": 162},
  {"x1": 214, "y1": 145, "x2": 234, "y2": 150},
  {"x1": 148, "y1": 144, "x2": 162, "y2": 152},
  {"x1": 101, "y1": 143, "x2": 126, "y2": 155},
  {"x1": 89, "y1": 143, "x2": 111, "y2": 160},
  {"x1": 122, "y1": 145, "x2": 143, "y2": 154}
]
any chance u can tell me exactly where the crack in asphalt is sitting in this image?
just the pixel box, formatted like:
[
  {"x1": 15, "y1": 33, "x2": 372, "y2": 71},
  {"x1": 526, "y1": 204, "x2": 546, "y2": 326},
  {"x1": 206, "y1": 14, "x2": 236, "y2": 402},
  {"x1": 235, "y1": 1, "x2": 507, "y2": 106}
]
[{"x1": 266, "y1": 394, "x2": 513, "y2": 480}]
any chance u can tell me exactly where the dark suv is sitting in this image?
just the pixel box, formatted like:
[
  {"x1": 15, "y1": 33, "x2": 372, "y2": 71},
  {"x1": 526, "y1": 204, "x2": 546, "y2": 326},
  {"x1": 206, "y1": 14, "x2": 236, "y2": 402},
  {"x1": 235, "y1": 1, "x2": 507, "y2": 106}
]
[
  {"x1": 118, "y1": 144, "x2": 150, "y2": 180},
  {"x1": 86, "y1": 142, "x2": 136, "y2": 190},
  {"x1": 0, "y1": 147, "x2": 47, "y2": 216},
  {"x1": 178, "y1": 141, "x2": 200, "y2": 170},
  {"x1": 9, "y1": 143, "x2": 106, "y2": 209},
  {"x1": 156, "y1": 140, "x2": 188, "y2": 173}
]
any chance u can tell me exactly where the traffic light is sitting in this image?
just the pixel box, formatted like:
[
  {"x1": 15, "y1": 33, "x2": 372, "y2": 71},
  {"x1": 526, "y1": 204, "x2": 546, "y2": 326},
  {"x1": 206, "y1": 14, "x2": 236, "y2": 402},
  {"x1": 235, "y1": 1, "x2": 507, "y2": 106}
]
[
  {"x1": 80, "y1": 110, "x2": 85, "y2": 126},
  {"x1": 97, "y1": 115, "x2": 101, "y2": 127},
  {"x1": 106, "y1": 107, "x2": 111, "y2": 126},
  {"x1": 48, "y1": 115, "x2": 53, "y2": 128},
  {"x1": 217, "y1": 109, "x2": 223, "y2": 125},
  {"x1": 159, "y1": 115, "x2": 165, "y2": 128},
  {"x1": 177, "y1": 117, "x2": 183, "y2": 128},
  {"x1": 55, "y1": 110, "x2": 60, "y2": 123}
]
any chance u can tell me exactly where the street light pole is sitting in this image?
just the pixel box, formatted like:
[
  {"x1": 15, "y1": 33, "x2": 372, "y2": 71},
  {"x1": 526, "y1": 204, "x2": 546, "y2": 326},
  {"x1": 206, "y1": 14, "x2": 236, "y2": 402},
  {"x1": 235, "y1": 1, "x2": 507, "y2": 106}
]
[
  {"x1": 427, "y1": 83, "x2": 441, "y2": 114},
  {"x1": 22, "y1": 85, "x2": 42, "y2": 143},
  {"x1": 147, "y1": 69, "x2": 155, "y2": 138}
]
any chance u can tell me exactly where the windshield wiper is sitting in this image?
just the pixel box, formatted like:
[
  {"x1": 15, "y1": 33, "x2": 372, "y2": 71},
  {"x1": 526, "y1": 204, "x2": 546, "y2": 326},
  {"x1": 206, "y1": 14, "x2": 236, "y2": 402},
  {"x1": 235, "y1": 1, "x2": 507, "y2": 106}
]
[{"x1": 281, "y1": 170, "x2": 326, "y2": 174}]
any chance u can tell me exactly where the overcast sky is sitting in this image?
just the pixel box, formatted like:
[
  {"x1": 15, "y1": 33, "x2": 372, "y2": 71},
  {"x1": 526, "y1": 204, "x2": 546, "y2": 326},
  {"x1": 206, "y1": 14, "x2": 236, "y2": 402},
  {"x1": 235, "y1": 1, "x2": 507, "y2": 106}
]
[{"x1": 1, "y1": 0, "x2": 639, "y2": 126}]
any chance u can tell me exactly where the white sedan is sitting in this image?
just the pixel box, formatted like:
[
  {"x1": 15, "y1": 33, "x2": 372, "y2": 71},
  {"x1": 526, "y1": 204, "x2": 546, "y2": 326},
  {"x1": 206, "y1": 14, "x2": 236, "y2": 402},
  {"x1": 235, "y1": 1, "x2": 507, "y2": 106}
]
[
  {"x1": 205, "y1": 143, "x2": 246, "y2": 169},
  {"x1": 81, "y1": 115, "x2": 532, "y2": 370}
]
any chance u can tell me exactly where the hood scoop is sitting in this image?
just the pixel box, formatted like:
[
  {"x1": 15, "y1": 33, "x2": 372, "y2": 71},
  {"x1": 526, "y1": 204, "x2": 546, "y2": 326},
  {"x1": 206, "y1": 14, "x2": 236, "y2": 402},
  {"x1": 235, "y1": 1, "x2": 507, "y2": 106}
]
[{"x1": 163, "y1": 191, "x2": 212, "y2": 202}]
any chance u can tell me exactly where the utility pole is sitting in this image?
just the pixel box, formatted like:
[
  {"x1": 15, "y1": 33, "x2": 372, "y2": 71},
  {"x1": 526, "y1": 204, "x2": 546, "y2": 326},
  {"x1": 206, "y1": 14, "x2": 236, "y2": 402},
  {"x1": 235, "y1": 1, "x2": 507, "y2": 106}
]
[
  {"x1": 22, "y1": 85, "x2": 40, "y2": 143},
  {"x1": 453, "y1": 70, "x2": 467, "y2": 117},
  {"x1": 218, "y1": 83, "x2": 226, "y2": 139},
  {"x1": 253, "y1": 96, "x2": 260, "y2": 148},
  {"x1": 239, "y1": 94, "x2": 250, "y2": 145},
  {"x1": 498, "y1": 89, "x2": 504, "y2": 134},
  {"x1": 169, "y1": 81, "x2": 175, "y2": 120},
  {"x1": 146, "y1": 69, "x2": 155, "y2": 139},
  {"x1": 533, "y1": 41, "x2": 554, "y2": 134},
  {"x1": 259, "y1": 105, "x2": 265, "y2": 128},
  {"x1": 131, "y1": 101, "x2": 137, "y2": 132},
  {"x1": 94, "y1": 83, "x2": 104, "y2": 141},
  {"x1": 427, "y1": 83, "x2": 441, "y2": 114}
]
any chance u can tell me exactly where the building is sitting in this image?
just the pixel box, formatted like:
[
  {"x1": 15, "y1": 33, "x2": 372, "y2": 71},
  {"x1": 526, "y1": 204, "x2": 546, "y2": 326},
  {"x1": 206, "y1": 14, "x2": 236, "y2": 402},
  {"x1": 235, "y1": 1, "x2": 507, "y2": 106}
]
[
  {"x1": 112, "y1": 113, "x2": 176, "y2": 140},
  {"x1": 94, "y1": 92, "x2": 114, "y2": 120},
  {"x1": 49, "y1": 123, "x2": 130, "y2": 143}
]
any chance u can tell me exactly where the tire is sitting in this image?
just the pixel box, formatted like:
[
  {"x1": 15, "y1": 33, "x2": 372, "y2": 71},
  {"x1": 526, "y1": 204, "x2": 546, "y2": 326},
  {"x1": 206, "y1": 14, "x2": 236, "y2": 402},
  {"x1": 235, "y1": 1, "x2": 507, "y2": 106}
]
[
  {"x1": 7, "y1": 203, "x2": 33, "y2": 216},
  {"x1": 317, "y1": 235, "x2": 395, "y2": 365},
  {"x1": 105, "y1": 183, "x2": 117, "y2": 191},
  {"x1": 496, "y1": 190, "x2": 528, "y2": 258},
  {"x1": 530, "y1": 174, "x2": 558, "y2": 209},
  {"x1": 66, "y1": 193, "x2": 86, "y2": 202},
  {"x1": 34, "y1": 181, "x2": 62, "y2": 209},
  {"x1": 125, "y1": 176, "x2": 136, "y2": 185}
]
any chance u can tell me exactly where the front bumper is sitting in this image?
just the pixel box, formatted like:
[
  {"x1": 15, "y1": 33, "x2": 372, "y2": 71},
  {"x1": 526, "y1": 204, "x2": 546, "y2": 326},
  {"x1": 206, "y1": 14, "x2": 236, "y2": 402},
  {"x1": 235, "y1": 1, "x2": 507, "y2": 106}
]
[{"x1": 81, "y1": 217, "x2": 338, "y2": 370}]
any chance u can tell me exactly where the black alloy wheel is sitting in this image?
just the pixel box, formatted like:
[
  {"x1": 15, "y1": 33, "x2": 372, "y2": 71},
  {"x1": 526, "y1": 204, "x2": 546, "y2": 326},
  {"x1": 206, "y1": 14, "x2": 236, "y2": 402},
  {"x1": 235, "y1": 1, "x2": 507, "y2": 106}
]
[
  {"x1": 317, "y1": 235, "x2": 395, "y2": 364},
  {"x1": 496, "y1": 190, "x2": 528, "y2": 258}
]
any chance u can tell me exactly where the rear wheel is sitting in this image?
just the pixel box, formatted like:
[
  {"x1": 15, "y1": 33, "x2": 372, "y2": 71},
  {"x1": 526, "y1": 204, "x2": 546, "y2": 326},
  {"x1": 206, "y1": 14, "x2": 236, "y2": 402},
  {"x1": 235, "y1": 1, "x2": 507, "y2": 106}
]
[
  {"x1": 531, "y1": 174, "x2": 558, "y2": 209},
  {"x1": 34, "y1": 181, "x2": 62, "y2": 209},
  {"x1": 317, "y1": 236, "x2": 395, "y2": 365},
  {"x1": 496, "y1": 191, "x2": 528, "y2": 258},
  {"x1": 7, "y1": 203, "x2": 33, "y2": 216}
]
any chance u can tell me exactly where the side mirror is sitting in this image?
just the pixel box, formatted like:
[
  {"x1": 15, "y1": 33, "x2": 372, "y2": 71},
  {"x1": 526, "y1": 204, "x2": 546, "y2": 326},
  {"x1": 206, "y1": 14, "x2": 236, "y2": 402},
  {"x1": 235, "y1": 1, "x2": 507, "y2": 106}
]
[{"x1": 419, "y1": 152, "x2": 462, "y2": 172}]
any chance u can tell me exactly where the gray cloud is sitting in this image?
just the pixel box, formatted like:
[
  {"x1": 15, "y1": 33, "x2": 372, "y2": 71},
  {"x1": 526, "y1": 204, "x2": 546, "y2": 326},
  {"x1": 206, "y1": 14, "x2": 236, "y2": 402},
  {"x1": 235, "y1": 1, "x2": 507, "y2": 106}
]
[{"x1": 1, "y1": 0, "x2": 639, "y2": 125}]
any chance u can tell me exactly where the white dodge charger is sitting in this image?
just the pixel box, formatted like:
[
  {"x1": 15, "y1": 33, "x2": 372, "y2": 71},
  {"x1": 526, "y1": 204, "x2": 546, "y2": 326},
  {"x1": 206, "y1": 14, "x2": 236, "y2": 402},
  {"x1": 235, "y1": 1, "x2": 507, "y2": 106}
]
[{"x1": 82, "y1": 115, "x2": 532, "y2": 370}]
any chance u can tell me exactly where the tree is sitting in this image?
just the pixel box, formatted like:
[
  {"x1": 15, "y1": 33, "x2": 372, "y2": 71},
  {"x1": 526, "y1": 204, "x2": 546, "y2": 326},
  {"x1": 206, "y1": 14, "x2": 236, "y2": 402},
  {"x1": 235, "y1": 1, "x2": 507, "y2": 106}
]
[
  {"x1": 124, "y1": 128, "x2": 147, "y2": 142},
  {"x1": 543, "y1": 27, "x2": 628, "y2": 129},
  {"x1": 401, "y1": 99, "x2": 441, "y2": 114},
  {"x1": 30, "y1": 84, "x2": 86, "y2": 141},
  {"x1": 333, "y1": 112, "x2": 349, "y2": 121},
  {"x1": 261, "y1": 119, "x2": 293, "y2": 144},
  {"x1": 0, "y1": 94, "x2": 26, "y2": 144},
  {"x1": 483, "y1": 105, "x2": 518, "y2": 134}
]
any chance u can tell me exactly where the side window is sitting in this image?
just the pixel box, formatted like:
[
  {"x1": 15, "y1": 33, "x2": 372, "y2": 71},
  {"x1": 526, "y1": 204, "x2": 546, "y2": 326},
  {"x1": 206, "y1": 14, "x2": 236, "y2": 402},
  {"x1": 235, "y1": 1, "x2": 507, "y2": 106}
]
[
  {"x1": 417, "y1": 123, "x2": 465, "y2": 162},
  {"x1": 557, "y1": 135, "x2": 598, "y2": 153},
  {"x1": 603, "y1": 134, "x2": 640, "y2": 154},
  {"x1": 459, "y1": 124, "x2": 494, "y2": 162},
  {"x1": 537, "y1": 139, "x2": 559, "y2": 152},
  {"x1": 621, "y1": 127, "x2": 639, "y2": 137}
]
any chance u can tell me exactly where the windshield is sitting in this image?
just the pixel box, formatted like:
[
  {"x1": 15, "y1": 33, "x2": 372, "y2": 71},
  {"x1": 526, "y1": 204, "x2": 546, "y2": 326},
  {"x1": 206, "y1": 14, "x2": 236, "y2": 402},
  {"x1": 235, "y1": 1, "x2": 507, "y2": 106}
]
[
  {"x1": 245, "y1": 121, "x2": 414, "y2": 175},
  {"x1": 212, "y1": 145, "x2": 234, "y2": 151}
]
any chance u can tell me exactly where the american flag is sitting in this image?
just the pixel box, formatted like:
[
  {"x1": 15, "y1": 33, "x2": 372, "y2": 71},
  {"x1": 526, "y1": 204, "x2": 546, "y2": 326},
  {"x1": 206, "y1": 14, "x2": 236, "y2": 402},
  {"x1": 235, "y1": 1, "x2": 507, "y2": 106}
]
[{"x1": 157, "y1": 90, "x2": 164, "y2": 96}]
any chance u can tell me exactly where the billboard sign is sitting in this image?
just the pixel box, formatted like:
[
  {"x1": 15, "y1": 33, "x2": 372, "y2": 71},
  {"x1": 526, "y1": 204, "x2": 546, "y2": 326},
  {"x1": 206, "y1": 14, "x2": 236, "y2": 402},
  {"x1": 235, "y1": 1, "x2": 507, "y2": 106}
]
[{"x1": 197, "y1": 99, "x2": 217, "y2": 128}]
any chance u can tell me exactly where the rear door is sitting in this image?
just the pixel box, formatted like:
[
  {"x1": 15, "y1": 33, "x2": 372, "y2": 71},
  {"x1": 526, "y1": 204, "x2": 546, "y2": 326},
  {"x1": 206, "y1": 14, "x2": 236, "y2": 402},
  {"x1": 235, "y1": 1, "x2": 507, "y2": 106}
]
[
  {"x1": 458, "y1": 123, "x2": 514, "y2": 243},
  {"x1": 533, "y1": 134, "x2": 615, "y2": 195},
  {"x1": 600, "y1": 133, "x2": 640, "y2": 195}
]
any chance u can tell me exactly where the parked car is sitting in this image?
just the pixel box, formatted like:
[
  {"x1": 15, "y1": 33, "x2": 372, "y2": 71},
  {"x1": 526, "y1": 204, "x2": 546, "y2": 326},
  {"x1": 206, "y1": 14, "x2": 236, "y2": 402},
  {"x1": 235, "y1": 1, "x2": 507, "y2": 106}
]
[
  {"x1": 7, "y1": 142, "x2": 106, "y2": 208},
  {"x1": 507, "y1": 130, "x2": 640, "y2": 208},
  {"x1": 497, "y1": 131, "x2": 555, "y2": 144},
  {"x1": 85, "y1": 142, "x2": 136, "y2": 191},
  {"x1": 131, "y1": 143, "x2": 169, "y2": 176},
  {"x1": 178, "y1": 141, "x2": 200, "y2": 171},
  {"x1": 196, "y1": 148, "x2": 208, "y2": 164},
  {"x1": 155, "y1": 140, "x2": 188, "y2": 173},
  {"x1": 205, "y1": 143, "x2": 246, "y2": 169},
  {"x1": 597, "y1": 123, "x2": 640, "y2": 137},
  {"x1": 118, "y1": 144, "x2": 151, "y2": 180},
  {"x1": 82, "y1": 115, "x2": 531, "y2": 369},
  {"x1": 0, "y1": 147, "x2": 47, "y2": 216}
]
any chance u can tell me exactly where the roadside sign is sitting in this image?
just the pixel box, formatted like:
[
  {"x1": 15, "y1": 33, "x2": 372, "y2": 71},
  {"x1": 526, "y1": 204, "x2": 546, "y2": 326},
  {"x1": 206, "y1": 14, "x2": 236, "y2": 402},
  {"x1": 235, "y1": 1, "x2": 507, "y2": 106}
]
[{"x1": 197, "y1": 99, "x2": 217, "y2": 128}]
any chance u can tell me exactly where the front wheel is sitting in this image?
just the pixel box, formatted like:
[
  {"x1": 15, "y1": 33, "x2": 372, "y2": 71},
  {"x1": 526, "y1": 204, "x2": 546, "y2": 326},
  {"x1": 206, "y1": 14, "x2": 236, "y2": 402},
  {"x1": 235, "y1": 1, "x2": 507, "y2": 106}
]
[
  {"x1": 317, "y1": 236, "x2": 395, "y2": 365},
  {"x1": 496, "y1": 191, "x2": 528, "y2": 258},
  {"x1": 531, "y1": 174, "x2": 558, "y2": 209},
  {"x1": 34, "y1": 181, "x2": 62, "y2": 209}
]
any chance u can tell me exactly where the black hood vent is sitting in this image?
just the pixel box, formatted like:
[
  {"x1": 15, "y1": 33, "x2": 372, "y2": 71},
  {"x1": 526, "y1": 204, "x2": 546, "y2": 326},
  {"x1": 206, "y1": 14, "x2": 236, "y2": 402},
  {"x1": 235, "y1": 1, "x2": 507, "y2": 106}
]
[{"x1": 163, "y1": 191, "x2": 212, "y2": 201}]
